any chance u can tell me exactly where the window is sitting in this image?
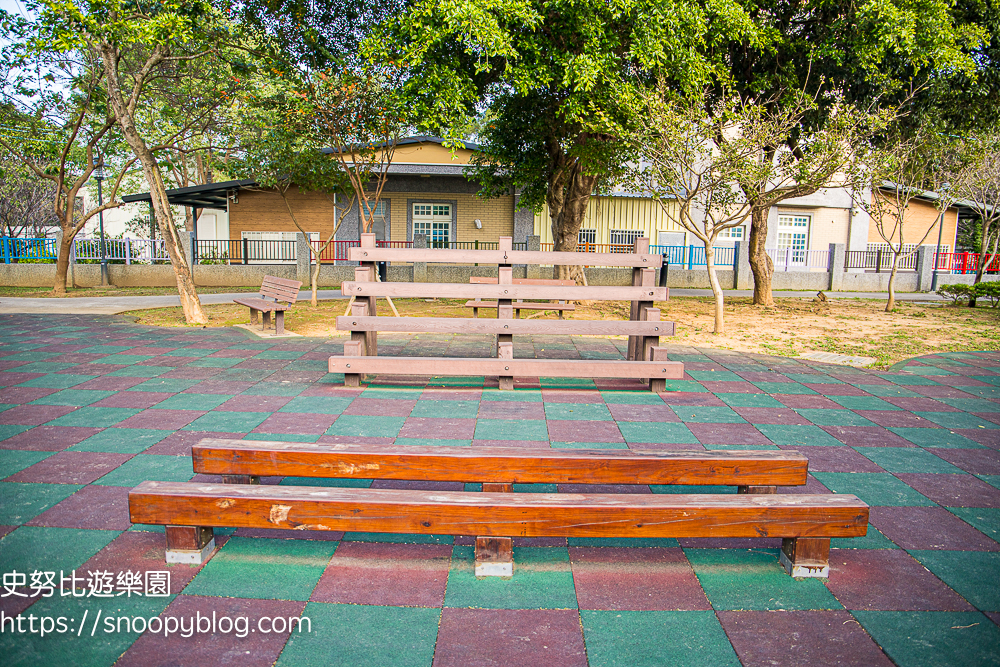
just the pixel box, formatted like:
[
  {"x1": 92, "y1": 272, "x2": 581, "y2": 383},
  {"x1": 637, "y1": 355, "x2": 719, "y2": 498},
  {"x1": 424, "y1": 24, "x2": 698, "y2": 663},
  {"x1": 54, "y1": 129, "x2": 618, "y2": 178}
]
[
  {"x1": 413, "y1": 203, "x2": 451, "y2": 248},
  {"x1": 777, "y1": 214, "x2": 810, "y2": 263},
  {"x1": 578, "y1": 229, "x2": 597, "y2": 244},
  {"x1": 718, "y1": 226, "x2": 744, "y2": 240},
  {"x1": 609, "y1": 229, "x2": 644, "y2": 252}
]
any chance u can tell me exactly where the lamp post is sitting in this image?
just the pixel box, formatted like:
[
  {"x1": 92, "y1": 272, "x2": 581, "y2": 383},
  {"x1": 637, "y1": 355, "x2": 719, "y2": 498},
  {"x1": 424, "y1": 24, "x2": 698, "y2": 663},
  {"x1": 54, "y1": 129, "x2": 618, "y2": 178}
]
[
  {"x1": 930, "y1": 182, "x2": 950, "y2": 292},
  {"x1": 94, "y1": 162, "x2": 109, "y2": 286}
]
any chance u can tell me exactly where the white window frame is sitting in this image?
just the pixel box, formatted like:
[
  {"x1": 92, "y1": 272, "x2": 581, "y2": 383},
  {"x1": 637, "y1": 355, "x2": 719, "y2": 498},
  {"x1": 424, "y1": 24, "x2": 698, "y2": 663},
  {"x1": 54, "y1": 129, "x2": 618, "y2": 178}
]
[
  {"x1": 776, "y1": 213, "x2": 810, "y2": 264},
  {"x1": 609, "y1": 229, "x2": 644, "y2": 252},
  {"x1": 412, "y1": 203, "x2": 451, "y2": 248}
]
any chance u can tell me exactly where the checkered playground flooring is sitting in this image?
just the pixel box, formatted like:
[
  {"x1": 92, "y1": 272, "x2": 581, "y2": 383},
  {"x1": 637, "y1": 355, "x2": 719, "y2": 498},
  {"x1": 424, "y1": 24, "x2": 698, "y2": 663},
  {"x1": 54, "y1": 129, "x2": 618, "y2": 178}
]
[{"x1": 0, "y1": 314, "x2": 999, "y2": 666}]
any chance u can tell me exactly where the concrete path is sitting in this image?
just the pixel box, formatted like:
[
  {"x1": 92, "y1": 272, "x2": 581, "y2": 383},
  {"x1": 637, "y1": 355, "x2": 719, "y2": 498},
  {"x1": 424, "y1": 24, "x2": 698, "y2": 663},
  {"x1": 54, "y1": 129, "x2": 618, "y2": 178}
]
[{"x1": 0, "y1": 287, "x2": 944, "y2": 315}]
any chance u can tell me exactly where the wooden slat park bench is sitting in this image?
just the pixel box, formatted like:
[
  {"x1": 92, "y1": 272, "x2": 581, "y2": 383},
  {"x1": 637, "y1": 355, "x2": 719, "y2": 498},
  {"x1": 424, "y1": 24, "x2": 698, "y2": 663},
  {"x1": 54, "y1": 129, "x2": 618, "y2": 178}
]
[
  {"x1": 126, "y1": 438, "x2": 870, "y2": 579},
  {"x1": 334, "y1": 234, "x2": 678, "y2": 389},
  {"x1": 466, "y1": 277, "x2": 576, "y2": 319},
  {"x1": 233, "y1": 275, "x2": 303, "y2": 335}
]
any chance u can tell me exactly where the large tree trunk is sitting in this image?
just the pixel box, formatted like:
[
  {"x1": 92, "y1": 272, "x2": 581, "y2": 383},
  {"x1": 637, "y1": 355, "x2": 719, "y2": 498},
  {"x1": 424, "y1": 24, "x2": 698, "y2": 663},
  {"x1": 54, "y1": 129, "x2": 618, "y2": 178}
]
[
  {"x1": 52, "y1": 226, "x2": 74, "y2": 294},
  {"x1": 546, "y1": 158, "x2": 598, "y2": 284},
  {"x1": 748, "y1": 206, "x2": 773, "y2": 306},
  {"x1": 705, "y1": 243, "x2": 725, "y2": 333},
  {"x1": 97, "y1": 45, "x2": 207, "y2": 324}
]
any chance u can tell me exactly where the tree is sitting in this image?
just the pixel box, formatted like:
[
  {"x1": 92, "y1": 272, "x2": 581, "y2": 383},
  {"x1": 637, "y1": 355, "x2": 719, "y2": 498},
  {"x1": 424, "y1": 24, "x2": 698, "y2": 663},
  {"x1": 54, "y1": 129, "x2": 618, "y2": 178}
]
[
  {"x1": 949, "y1": 132, "x2": 1000, "y2": 305},
  {"x1": 0, "y1": 155, "x2": 58, "y2": 238}
]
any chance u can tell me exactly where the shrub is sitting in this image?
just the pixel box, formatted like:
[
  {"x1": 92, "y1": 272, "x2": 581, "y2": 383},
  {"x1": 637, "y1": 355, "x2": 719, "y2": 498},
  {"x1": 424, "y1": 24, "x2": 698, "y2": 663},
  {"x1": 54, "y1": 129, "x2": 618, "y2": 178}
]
[
  {"x1": 937, "y1": 283, "x2": 973, "y2": 304},
  {"x1": 973, "y1": 281, "x2": 1000, "y2": 308}
]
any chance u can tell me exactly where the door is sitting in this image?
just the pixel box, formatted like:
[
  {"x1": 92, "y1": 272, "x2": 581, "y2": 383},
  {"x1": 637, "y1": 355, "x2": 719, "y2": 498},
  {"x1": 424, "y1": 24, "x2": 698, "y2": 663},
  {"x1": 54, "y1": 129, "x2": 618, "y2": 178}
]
[{"x1": 776, "y1": 214, "x2": 810, "y2": 265}]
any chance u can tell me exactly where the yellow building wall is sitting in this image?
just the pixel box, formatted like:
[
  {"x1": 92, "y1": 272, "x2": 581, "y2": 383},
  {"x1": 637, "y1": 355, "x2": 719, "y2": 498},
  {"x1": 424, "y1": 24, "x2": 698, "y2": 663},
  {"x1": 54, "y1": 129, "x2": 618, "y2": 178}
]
[
  {"x1": 384, "y1": 192, "x2": 514, "y2": 243},
  {"x1": 533, "y1": 196, "x2": 681, "y2": 245},
  {"x1": 777, "y1": 206, "x2": 851, "y2": 250},
  {"x1": 867, "y1": 193, "x2": 958, "y2": 249},
  {"x1": 228, "y1": 187, "x2": 338, "y2": 239},
  {"x1": 389, "y1": 143, "x2": 473, "y2": 165}
]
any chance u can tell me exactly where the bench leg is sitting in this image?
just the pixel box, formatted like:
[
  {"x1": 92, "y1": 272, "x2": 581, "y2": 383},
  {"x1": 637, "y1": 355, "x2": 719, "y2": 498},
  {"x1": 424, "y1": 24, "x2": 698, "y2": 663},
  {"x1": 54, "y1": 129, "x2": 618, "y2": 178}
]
[
  {"x1": 737, "y1": 485, "x2": 777, "y2": 494},
  {"x1": 165, "y1": 526, "x2": 216, "y2": 565},
  {"x1": 249, "y1": 308, "x2": 258, "y2": 325},
  {"x1": 497, "y1": 337, "x2": 514, "y2": 390},
  {"x1": 263, "y1": 311, "x2": 272, "y2": 330},
  {"x1": 222, "y1": 475, "x2": 260, "y2": 485},
  {"x1": 779, "y1": 537, "x2": 830, "y2": 578},
  {"x1": 343, "y1": 339, "x2": 364, "y2": 388},
  {"x1": 275, "y1": 310, "x2": 285, "y2": 335},
  {"x1": 647, "y1": 346, "x2": 668, "y2": 392},
  {"x1": 476, "y1": 483, "x2": 514, "y2": 576}
]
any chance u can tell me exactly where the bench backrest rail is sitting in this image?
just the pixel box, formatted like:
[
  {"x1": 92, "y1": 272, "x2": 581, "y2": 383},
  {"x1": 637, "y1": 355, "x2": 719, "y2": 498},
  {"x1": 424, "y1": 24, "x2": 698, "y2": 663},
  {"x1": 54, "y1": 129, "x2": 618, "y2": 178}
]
[
  {"x1": 340, "y1": 282, "x2": 666, "y2": 301},
  {"x1": 348, "y1": 247, "x2": 663, "y2": 268},
  {"x1": 259, "y1": 275, "x2": 303, "y2": 304},
  {"x1": 336, "y1": 316, "x2": 672, "y2": 336}
]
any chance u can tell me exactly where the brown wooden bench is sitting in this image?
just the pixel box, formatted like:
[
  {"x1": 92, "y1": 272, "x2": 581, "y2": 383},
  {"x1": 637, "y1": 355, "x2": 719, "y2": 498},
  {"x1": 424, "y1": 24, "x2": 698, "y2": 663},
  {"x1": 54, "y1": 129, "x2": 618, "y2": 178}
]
[
  {"x1": 467, "y1": 277, "x2": 576, "y2": 318},
  {"x1": 233, "y1": 275, "x2": 303, "y2": 335},
  {"x1": 335, "y1": 235, "x2": 676, "y2": 389},
  {"x1": 128, "y1": 438, "x2": 870, "y2": 578}
]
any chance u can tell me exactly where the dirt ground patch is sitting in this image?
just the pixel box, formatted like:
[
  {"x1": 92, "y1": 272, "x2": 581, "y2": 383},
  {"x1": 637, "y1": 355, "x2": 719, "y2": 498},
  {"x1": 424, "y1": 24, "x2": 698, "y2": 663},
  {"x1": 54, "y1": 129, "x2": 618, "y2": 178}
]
[{"x1": 126, "y1": 295, "x2": 1000, "y2": 369}]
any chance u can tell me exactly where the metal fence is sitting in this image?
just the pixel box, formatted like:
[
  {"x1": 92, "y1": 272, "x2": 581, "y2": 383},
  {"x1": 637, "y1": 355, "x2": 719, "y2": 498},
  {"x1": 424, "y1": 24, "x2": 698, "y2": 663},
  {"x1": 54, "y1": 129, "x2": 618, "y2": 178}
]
[
  {"x1": 934, "y1": 252, "x2": 1000, "y2": 274},
  {"x1": 845, "y1": 249, "x2": 918, "y2": 272},
  {"x1": 194, "y1": 239, "x2": 297, "y2": 264},
  {"x1": 766, "y1": 248, "x2": 831, "y2": 272}
]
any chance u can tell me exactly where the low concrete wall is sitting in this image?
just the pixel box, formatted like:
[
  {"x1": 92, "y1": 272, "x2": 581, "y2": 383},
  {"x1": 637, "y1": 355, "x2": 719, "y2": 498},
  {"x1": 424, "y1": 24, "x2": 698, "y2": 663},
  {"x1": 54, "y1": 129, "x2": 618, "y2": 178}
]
[
  {"x1": 772, "y1": 271, "x2": 832, "y2": 291},
  {"x1": 840, "y1": 272, "x2": 919, "y2": 293}
]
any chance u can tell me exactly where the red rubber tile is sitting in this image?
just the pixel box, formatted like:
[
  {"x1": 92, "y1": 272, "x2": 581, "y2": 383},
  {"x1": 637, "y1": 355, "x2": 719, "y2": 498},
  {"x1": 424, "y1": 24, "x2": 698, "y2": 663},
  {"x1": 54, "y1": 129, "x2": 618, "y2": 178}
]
[
  {"x1": 91, "y1": 392, "x2": 173, "y2": 409},
  {"x1": 785, "y1": 446, "x2": 885, "y2": 473},
  {"x1": 421, "y1": 389, "x2": 482, "y2": 401},
  {"x1": 398, "y1": 417, "x2": 476, "y2": 440},
  {"x1": 299, "y1": 385, "x2": 364, "y2": 398},
  {"x1": 805, "y1": 384, "x2": 872, "y2": 396},
  {"x1": 929, "y1": 448, "x2": 1000, "y2": 475},
  {"x1": 144, "y1": 431, "x2": 244, "y2": 456},
  {"x1": 343, "y1": 398, "x2": 416, "y2": 417},
  {"x1": 433, "y1": 609, "x2": 587, "y2": 667},
  {"x1": 953, "y1": 428, "x2": 1000, "y2": 449},
  {"x1": 546, "y1": 420, "x2": 623, "y2": 443},
  {"x1": 687, "y1": 422, "x2": 770, "y2": 446},
  {"x1": 660, "y1": 393, "x2": 725, "y2": 406},
  {"x1": 217, "y1": 394, "x2": 293, "y2": 412},
  {"x1": 0, "y1": 425, "x2": 102, "y2": 451},
  {"x1": 74, "y1": 376, "x2": 148, "y2": 391},
  {"x1": 471, "y1": 440, "x2": 550, "y2": 448},
  {"x1": 478, "y1": 402, "x2": 546, "y2": 420},
  {"x1": 117, "y1": 409, "x2": 204, "y2": 430},
  {"x1": 732, "y1": 407, "x2": 809, "y2": 425},
  {"x1": 885, "y1": 397, "x2": 960, "y2": 411},
  {"x1": 159, "y1": 367, "x2": 224, "y2": 380},
  {"x1": 181, "y1": 381, "x2": 255, "y2": 395},
  {"x1": 775, "y1": 474, "x2": 833, "y2": 495},
  {"x1": 6, "y1": 451, "x2": 133, "y2": 484},
  {"x1": 718, "y1": 610, "x2": 895, "y2": 667},
  {"x1": 570, "y1": 546, "x2": 710, "y2": 610},
  {"x1": 775, "y1": 395, "x2": 840, "y2": 409},
  {"x1": 896, "y1": 473, "x2": 1000, "y2": 508},
  {"x1": 317, "y1": 435, "x2": 396, "y2": 445},
  {"x1": 251, "y1": 412, "x2": 337, "y2": 434},
  {"x1": 26, "y1": 485, "x2": 132, "y2": 530},
  {"x1": 79, "y1": 531, "x2": 208, "y2": 594},
  {"x1": 540, "y1": 389, "x2": 603, "y2": 403},
  {"x1": 701, "y1": 381, "x2": 759, "y2": 393},
  {"x1": 233, "y1": 527, "x2": 343, "y2": 540},
  {"x1": 854, "y1": 411, "x2": 934, "y2": 428},
  {"x1": 607, "y1": 404, "x2": 679, "y2": 422},
  {"x1": 870, "y1": 506, "x2": 1000, "y2": 551},
  {"x1": 371, "y1": 479, "x2": 464, "y2": 491},
  {"x1": 0, "y1": 404, "x2": 76, "y2": 425},
  {"x1": 825, "y1": 549, "x2": 975, "y2": 611},
  {"x1": 819, "y1": 425, "x2": 915, "y2": 447},
  {"x1": 311, "y1": 542, "x2": 451, "y2": 607},
  {"x1": 0, "y1": 584, "x2": 39, "y2": 618}
]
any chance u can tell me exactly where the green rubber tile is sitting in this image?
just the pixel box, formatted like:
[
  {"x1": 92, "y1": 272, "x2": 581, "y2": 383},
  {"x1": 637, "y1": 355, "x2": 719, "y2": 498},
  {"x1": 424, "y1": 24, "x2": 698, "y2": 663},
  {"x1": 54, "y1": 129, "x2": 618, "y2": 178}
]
[
  {"x1": 784, "y1": 373, "x2": 843, "y2": 384},
  {"x1": 936, "y1": 397, "x2": 1000, "y2": 412},
  {"x1": 27, "y1": 389, "x2": 113, "y2": 407},
  {"x1": 410, "y1": 400, "x2": 479, "y2": 418},
  {"x1": 512, "y1": 483, "x2": 559, "y2": 492},
  {"x1": 903, "y1": 366, "x2": 956, "y2": 376},
  {"x1": 651, "y1": 484, "x2": 734, "y2": 494},
  {"x1": 253, "y1": 349, "x2": 305, "y2": 360},
  {"x1": 279, "y1": 476, "x2": 372, "y2": 487},
  {"x1": 78, "y1": 345, "x2": 134, "y2": 354},
  {"x1": 0, "y1": 450, "x2": 52, "y2": 477},
  {"x1": 881, "y1": 374, "x2": 941, "y2": 386},
  {"x1": 285, "y1": 359, "x2": 330, "y2": 372},
  {"x1": 686, "y1": 370, "x2": 743, "y2": 382},
  {"x1": 127, "y1": 378, "x2": 203, "y2": 393},
  {"x1": 716, "y1": 393, "x2": 784, "y2": 408},
  {"x1": 551, "y1": 441, "x2": 629, "y2": 449},
  {"x1": 182, "y1": 411, "x2": 271, "y2": 433},
  {"x1": 0, "y1": 343, "x2": 45, "y2": 352},
  {"x1": 853, "y1": 384, "x2": 922, "y2": 398},
  {"x1": 910, "y1": 550, "x2": 1000, "y2": 611},
  {"x1": 0, "y1": 594, "x2": 173, "y2": 667},
  {"x1": 959, "y1": 385, "x2": 1000, "y2": 399},
  {"x1": 0, "y1": 525, "x2": 119, "y2": 574},
  {"x1": 544, "y1": 403, "x2": 614, "y2": 421},
  {"x1": 0, "y1": 351, "x2": 62, "y2": 361},
  {"x1": 244, "y1": 433, "x2": 321, "y2": 443},
  {"x1": 853, "y1": 611, "x2": 1000, "y2": 667},
  {"x1": 0, "y1": 424, "x2": 33, "y2": 441},
  {"x1": 342, "y1": 532, "x2": 451, "y2": 543},
  {"x1": 913, "y1": 411, "x2": 1000, "y2": 430},
  {"x1": 971, "y1": 375, "x2": 1000, "y2": 386},
  {"x1": 185, "y1": 536, "x2": 337, "y2": 600},
  {"x1": 979, "y1": 475, "x2": 1000, "y2": 490},
  {"x1": 685, "y1": 548, "x2": 841, "y2": 610},
  {"x1": 855, "y1": 447, "x2": 962, "y2": 473},
  {"x1": 661, "y1": 381, "x2": 709, "y2": 393},
  {"x1": 704, "y1": 443, "x2": 781, "y2": 450},
  {"x1": 671, "y1": 405, "x2": 746, "y2": 423},
  {"x1": 831, "y1": 525, "x2": 897, "y2": 549},
  {"x1": 754, "y1": 424, "x2": 843, "y2": 447},
  {"x1": 69, "y1": 428, "x2": 172, "y2": 454},
  {"x1": 828, "y1": 395, "x2": 903, "y2": 411},
  {"x1": 568, "y1": 537, "x2": 680, "y2": 548},
  {"x1": 618, "y1": 422, "x2": 698, "y2": 444},
  {"x1": 106, "y1": 365, "x2": 166, "y2": 377},
  {"x1": 793, "y1": 409, "x2": 876, "y2": 427},
  {"x1": 480, "y1": 389, "x2": 543, "y2": 402},
  {"x1": 93, "y1": 354, "x2": 155, "y2": 365},
  {"x1": 0, "y1": 482, "x2": 83, "y2": 524},
  {"x1": 600, "y1": 391, "x2": 666, "y2": 404},
  {"x1": 17, "y1": 374, "x2": 95, "y2": 389},
  {"x1": 151, "y1": 393, "x2": 230, "y2": 411},
  {"x1": 888, "y1": 428, "x2": 985, "y2": 449},
  {"x1": 93, "y1": 454, "x2": 194, "y2": 486},
  {"x1": 946, "y1": 507, "x2": 1000, "y2": 542},
  {"x1": 394, "y1": 438, "x2": 472, "y2": 447},
  {"x1": 243, "y1": 382, "x2": 310, "y2": 396},
  {"x1": 474, "y1": 419, "x2": 549, "y2": 441},
  {"x1": 326, "y1": 415, "x2": 405, "y2": 438},
  {"x1": 360, "y1": 388, "x2": 424, "y2": 400},
  {"x1": 443, "y1": 545, "x2": 578, "y2": 609},
  {"x1": 752, "y1": 382, "x2": 817, "y2": 395},
  {"x1": 581, "y1": 610, "x2": 740, "y2": 667},
  {"x1": 811, "y1": 472, "x2": 935, "y2": 506},
  {"x1": 539, "y1": 377, "x2": 596, "y2": 388},
  {"x1": 45, "y1": 407, "x2": 141, "y2": 428},
  {"x1": 279, "y1": 396, "x2": 354, "y2": 414},
  {"x1": 14, "y1": 362, "x2": 80, "y2": 374},
  {"x1": 275, "y1": 602, "x2": 440, "y2": 667},
  {"x1": 186, "y1": 356, "x2": 242, "y2": 368},
  {"x1": 162, "y1": 347, "x2": 215, "y2": 357}
]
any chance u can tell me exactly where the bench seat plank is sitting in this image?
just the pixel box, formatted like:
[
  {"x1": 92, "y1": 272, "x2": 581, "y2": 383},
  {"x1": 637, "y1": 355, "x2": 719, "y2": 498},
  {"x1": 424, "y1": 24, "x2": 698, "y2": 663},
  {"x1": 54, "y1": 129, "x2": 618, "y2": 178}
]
[
  {"x1": 130, "y1": 481, "x2": 869, "y2": 539},
  {"x1": 336, "y1": 316, "x2": 670, "y2": 336},
  {"x1": 192, "y1": 440, "x2": 809, "y2": 486},
  {"x1": 464, "y1": 301, "x2": 575, "y2": 310},
  {"x1": 348, "y1": 248, "x2": 663, "y2": 267},
  {"x1": 233, "y1": 297, "x2": 288, "y2": 312},
  {"x1": 340, "y1": 282, "x2": 666, "y2": 301},
  {"x1": 329, "y1": 356, "x2": 685, "y2": 379}
]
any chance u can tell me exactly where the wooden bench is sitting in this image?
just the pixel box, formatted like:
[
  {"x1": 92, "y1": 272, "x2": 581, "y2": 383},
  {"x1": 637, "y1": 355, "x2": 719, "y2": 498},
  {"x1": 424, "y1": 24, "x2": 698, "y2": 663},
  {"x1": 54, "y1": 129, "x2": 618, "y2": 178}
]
[
  {"x1": 335, "y1": 234, "x2": 677, "y2": 389},
  {"x1": 233, "y1": 275, "x2": 303, "y2": 335},
  {"x1": 466, "y1": 277, "x2": 576, "y2": 318},
  {"x1": 128, "y1": 438, "x2": 870, "y2": 578}
]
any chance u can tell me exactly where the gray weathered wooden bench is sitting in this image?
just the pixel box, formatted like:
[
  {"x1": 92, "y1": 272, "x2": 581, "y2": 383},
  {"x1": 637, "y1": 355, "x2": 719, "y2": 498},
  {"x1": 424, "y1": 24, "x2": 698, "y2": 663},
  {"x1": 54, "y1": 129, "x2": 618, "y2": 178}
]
[
  {"x1": 466, "y1": 277, "x2": 576, "y2": 318},
  {"x1": 128, "y1": 438, "x2": 870, "y2": 578},
  {"x1": 333, "y1": 234, "x2": 680, "y2": 389},
  {"x1": 233, "y1": 275, "x2": 303, "y2": 335}
]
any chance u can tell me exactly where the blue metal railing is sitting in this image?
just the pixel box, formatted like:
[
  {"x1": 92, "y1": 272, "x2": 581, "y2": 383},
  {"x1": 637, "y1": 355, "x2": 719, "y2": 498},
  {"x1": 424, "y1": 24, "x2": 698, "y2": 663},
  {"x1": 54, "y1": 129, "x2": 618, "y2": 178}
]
[
  {"x1": 649, "y1": 245, "x2": 737, "y2": 269},
  {"x1": 1, "y1": 237, "x2": 57, "y2": 263}
]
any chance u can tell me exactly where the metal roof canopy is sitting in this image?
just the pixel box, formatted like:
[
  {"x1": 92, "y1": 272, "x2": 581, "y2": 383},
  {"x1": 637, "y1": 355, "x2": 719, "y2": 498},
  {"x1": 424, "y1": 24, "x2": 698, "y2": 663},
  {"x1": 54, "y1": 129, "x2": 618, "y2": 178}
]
[{"x1": 121, "y1": 179, "x2": 256, "y2": 210}]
